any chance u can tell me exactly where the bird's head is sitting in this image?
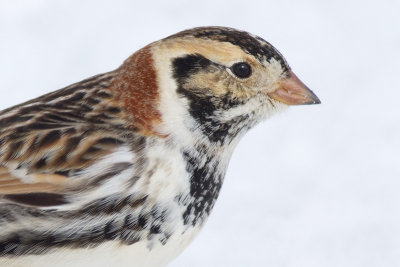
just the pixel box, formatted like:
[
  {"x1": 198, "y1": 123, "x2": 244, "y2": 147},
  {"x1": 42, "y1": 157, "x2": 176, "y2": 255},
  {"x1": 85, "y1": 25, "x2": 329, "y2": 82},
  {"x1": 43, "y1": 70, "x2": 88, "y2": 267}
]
[{"x1": 113, "y1": 27, "x2": 320, "y2": 146}]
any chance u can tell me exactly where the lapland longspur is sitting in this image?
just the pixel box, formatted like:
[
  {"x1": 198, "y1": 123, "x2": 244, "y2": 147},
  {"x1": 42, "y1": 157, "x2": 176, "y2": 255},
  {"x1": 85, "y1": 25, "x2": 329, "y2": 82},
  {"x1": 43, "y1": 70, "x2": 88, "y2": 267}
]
[{"x1": 0, "y1": 27, "x2": 320, "y2": 267}]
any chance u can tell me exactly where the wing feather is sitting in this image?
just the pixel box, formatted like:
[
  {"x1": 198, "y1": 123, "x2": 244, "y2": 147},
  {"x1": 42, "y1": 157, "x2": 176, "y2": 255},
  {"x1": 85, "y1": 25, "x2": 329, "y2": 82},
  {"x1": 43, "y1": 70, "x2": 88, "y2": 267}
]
[{"x1": 0, "y1": 72, "x2": 137, "y2": 207}]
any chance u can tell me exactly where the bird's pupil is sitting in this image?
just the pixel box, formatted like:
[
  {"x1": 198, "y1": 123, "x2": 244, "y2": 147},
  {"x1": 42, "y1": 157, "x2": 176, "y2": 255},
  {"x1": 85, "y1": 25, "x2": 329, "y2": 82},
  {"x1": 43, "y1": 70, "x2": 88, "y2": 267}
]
[{"x1": 231, "y1": 62, "x2": 252, "y2": 78}]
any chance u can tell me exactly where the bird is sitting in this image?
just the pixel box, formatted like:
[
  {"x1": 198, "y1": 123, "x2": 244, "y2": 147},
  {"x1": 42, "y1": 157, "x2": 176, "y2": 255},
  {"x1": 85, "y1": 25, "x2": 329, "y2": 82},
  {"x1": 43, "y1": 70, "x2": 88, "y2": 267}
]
[{"x1": 0, "y1": 26, "x2": 320, "y2": 267}]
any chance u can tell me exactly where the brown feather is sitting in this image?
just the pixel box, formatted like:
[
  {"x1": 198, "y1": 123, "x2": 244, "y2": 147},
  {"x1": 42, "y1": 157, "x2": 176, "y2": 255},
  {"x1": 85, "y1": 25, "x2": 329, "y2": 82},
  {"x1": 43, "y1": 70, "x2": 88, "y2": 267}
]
[
  {"x1": 0, "y1": 170, "x2": 67, "y2": 195},
  {"x1": 112, "y1": 45, "x2": 163, "y2": 136}
]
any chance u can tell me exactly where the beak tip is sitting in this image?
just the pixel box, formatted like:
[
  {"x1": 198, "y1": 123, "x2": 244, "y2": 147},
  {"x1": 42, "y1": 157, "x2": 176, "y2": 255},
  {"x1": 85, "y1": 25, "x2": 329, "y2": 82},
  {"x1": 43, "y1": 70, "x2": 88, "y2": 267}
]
[
  {"x1": 310, "y1": 90, "x2": 321, "y2": 105},
  {"x1": 309, "y1": 94, "x2": 321, "y2": 105}
]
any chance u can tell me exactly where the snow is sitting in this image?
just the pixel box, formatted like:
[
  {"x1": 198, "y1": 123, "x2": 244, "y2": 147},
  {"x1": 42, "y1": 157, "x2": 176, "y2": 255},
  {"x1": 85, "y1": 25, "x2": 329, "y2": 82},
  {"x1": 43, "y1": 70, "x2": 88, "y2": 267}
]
[{"x1": 1, "y1": 1, "x2": 399, "y2": 266}]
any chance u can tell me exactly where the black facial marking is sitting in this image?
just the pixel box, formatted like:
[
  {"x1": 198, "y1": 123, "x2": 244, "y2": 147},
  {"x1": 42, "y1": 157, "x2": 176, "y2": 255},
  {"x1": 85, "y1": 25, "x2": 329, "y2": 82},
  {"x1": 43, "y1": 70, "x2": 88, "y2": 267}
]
[
  {"x1": 173, "y1": 54, "x2": 248, "y2": 143},
  {"x1": 172, "y1": 53, "x2": 258, "y2": 225},
  {"x1": 172, "y1": 54, "x2": 212, "y2": 80},
  {"x1": 176, "y1": 85, "x2": 248, "y2": 143}
]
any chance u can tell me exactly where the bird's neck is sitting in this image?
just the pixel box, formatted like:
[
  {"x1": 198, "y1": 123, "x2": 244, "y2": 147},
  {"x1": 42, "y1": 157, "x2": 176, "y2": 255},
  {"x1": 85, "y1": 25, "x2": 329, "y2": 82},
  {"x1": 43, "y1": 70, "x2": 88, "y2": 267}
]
[
  {"x1": 169, "y1": 116, "x2": 248, "y2": 227},
  {"x1": 156, "y1": 84, "x2": 263, "y2": 226}
]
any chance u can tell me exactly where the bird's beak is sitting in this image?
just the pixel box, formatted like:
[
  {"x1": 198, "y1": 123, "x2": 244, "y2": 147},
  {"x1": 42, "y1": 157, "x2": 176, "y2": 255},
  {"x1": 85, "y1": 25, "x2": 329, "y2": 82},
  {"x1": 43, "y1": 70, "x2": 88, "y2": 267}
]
[{"x1": 267, "y1": 70, "x2": 321, "y2": 105}]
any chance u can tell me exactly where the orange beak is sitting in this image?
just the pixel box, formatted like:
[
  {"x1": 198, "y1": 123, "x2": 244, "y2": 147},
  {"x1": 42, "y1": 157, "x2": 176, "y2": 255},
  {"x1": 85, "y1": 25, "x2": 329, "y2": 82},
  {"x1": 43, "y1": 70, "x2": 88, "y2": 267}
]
[{"x1": 267, "y1": 70, "x2": 320, "y2": 105}]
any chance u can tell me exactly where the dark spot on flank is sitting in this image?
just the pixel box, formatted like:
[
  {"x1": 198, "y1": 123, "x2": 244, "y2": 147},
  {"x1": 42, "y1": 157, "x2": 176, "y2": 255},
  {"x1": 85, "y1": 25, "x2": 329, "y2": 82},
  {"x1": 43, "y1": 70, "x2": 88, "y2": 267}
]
[
  {"x1": 104, "y1": 220, "x2": 119, "y2": 240},
  {"x1": 4, "y1": 193, "x2": 68, "y2": 207},
  {"x1": 138, "y1": 214, "x2": 148, "y2": 228},
  {"x1": 150, "y1": 225, "x2": 161, "y2": 234},
  {"x1": 129, "y1": 196, "x2": 148, "y2": 208},
  {"x1": 181, "y1": 150, "x2": 222, "y2": 225},
  {"x1": 89, "y1": 162, "x2": 133, "y2": 186},
  {"x1": 124, "y1": 214, "x2": 137, "y2": 229}
]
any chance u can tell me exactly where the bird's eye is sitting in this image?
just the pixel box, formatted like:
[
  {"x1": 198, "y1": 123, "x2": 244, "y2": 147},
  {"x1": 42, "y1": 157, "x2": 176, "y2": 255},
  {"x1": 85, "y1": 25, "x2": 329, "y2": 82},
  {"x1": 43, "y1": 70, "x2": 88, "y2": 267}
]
[{"x1": 231, "y1": 62, "x2": 252, "y2": 79}]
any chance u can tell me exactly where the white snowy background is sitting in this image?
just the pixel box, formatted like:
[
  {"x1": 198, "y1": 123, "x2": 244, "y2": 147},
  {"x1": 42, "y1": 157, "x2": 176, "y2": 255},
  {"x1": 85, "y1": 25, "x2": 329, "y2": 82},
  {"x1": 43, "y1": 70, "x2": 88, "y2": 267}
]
[{"x1": 1, "y1": 1, "x2": 399, "y2": 266}]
